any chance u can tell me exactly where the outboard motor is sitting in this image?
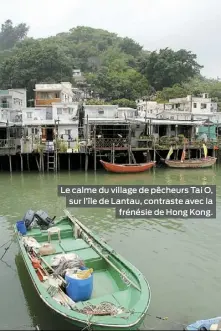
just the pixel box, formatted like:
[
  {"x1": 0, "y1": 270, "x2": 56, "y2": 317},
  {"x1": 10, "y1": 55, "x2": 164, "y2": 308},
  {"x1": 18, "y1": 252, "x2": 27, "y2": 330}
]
[
  {"x1": 23, "y1": 209, "x2": 36, "y2": 230},
  {"x1": 34, "y1": 210, "x2": 55, "y2": 230}
]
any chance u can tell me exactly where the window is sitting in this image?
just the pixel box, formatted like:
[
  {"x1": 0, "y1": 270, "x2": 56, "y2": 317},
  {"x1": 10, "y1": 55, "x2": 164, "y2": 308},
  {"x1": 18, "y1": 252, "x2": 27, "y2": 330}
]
[
  {"x1": 193, "y1": 103, "x2": 197, "y2": 108},
  {"x1": 98, "y1": 110, "x2": 104, "y2": 115},
  {"x1": 31, "y1": 128, "x2": 38, "y2": 134},
  {"x1": 27, "y1": 112, "x2": 32, "y2": 118},
  {"x1": 65, "y1": 129, "x2": 71, "y2": 135},
  {"x1": 201, "y1": 103, "x2": 207, "y2": 109},
  {"x1": 175, "y1": 103, "x2": 180, "y2": 108},
  {"x1": 68, "y1": 107, "x2": 73, "y2": 114},
  {"x1": 57, "y1": 108, "x2": 62, "y2": 115}
]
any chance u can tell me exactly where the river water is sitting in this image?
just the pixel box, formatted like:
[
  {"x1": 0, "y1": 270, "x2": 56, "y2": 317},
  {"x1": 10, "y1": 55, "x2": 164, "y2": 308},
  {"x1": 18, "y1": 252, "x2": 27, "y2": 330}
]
[{"x1": 0, "y1": 166, "x2": 220, "y2": 330}]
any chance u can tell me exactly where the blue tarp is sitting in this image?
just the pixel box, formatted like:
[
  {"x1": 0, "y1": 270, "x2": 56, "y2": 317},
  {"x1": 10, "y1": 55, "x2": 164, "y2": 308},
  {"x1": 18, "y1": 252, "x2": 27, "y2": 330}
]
[{"x1": 186, "y1": 317, "x2": 221, "y2": 330}]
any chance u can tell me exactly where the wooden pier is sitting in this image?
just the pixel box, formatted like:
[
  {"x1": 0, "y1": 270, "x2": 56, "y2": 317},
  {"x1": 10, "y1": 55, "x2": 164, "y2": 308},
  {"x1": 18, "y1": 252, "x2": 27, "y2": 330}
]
[{"x1": 0, "y1": 120, "x2": 220, "y2": 172}]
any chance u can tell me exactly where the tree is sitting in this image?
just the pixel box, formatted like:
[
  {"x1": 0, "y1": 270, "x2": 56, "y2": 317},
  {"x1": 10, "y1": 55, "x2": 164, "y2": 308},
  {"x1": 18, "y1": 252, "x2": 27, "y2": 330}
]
[
  {"x1": 0, "y1": 40, "x2": 73, "y2": 99},
  {"x1": 111, "y1": 99, "x2": 136, "y2": 108},
  {"x1": 85, "y1": 99, "x2": 108, "y2": 105},
  {"x1": 86, "y1": 67, "x2": 149, "y2": 100},
  {"x1": 0, "y1": 23, "x2": 208, "y2": 104},
  {"x1": 118, "y1": 37, "x2": 143, "y2": 57},
  {"x1": 155, "y1": 84, "x2": 189, "y2": 102},
  {"x1": 139, "y1": 48, "x2": 203, "y2": 90},
  {"x1": 0, "y1": 19, "x2": 29, "y2": 50}
]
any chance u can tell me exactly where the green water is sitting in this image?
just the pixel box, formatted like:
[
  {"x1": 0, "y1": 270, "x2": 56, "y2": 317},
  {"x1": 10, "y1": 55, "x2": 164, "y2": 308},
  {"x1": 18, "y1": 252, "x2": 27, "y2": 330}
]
[{"x1": 0, "y1": 167, "x2": 221, "y2": 330}]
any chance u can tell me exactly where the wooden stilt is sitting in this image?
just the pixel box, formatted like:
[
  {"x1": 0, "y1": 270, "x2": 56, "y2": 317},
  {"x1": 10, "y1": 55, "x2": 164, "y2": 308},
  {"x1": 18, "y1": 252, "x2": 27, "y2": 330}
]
[
  {"x1": 20, "y1": 153, "x2": 23, "y2": 172},
  {"x1": 35, "y1": 155, "x2": 40, "y2": 171},
  {"x1": 58, "y1": 153, "x2": 60, "y2": 171},
  {"x1": 68, "y1": 153, "x2": 70, "y2": 171},
  {"x1": 85, "y1": 115, "x2": 89, "y2": 172},
  {"x1": 128, "y1": 124, "x2": 131, "y2": 164},
  {"x1": 9, "y1": 154, "x2": 12, "y2": 173},
  {"x1": 80, "y1": 153, "x2": 82, "y2": 169},
  {"x1": 112, "y1": 143, "x2": 115, "y2": 163},
  {"x1": 27, "y1": 153, "x2": 30, "y2": 171},
  {"x1": 93, "y1": 125, "x2": 97, "y2": 171},
  {"x1": 130, "y1": 146, "x2": 136, "y2": 164},
  {"x1": 85, "y1": 152, "x2": 88, "y2": 172},
  {"x1": 94, "y1": 145, "x2": 96, "y2": 171},
  {"x1": 146, "y1": 149, "x2": 150, "y2": 162},
  {"x1": 41, "y1": 153, "x2": 44, "y2": 173},
  {"x1": 39, "y1": 153, "x2": 42, "y2": 172}
]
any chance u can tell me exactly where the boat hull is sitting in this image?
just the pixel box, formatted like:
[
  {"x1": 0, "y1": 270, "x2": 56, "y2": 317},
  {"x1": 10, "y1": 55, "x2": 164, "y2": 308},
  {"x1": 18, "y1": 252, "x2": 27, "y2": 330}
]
[
  {"x1": 100, "y1": 160, "x2": 156, "y2": 173},
  {"x1": 18, "y1": 244, "x2": 145, "y2": 330},
  {"x1": 15, "y1": 215, "x2": 151, "y2": 331},
  {"x1": 165, "y1": 157, "x2": 217, "y2": 169}
]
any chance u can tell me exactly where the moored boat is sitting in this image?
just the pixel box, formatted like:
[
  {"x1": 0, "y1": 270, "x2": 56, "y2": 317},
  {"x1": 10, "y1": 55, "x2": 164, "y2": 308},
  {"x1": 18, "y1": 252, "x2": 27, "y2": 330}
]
[
  {"x1": 164, "y1": 156, "x2": 217, "y2": 169},
  {"x1": 164, "y1": 143, "x2": 217, "y2": 169},
  {"x1": 15, "y1": 209, "x2": 151, "y2": 330},
  {"x1": 185, "y1": 317, "x2": 221, "y2": 330},
  {"x1": 100, "y1": 160, "x2": 156, "y2": 173}
]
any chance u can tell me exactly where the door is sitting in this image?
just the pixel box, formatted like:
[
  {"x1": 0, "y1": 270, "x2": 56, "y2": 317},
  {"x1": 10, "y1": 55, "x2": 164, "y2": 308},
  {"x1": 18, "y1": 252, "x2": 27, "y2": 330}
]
[{"x1": 46, "y1": 128, "x2": 54, "y2": 141}]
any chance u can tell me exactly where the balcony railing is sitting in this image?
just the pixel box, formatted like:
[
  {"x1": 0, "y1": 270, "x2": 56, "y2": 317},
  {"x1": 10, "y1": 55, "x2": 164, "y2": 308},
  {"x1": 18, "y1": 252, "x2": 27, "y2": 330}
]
[
  {"x1": 91, "y1": 137, "x2": 129, "y2": 148},
  {"x1": 0, "y1": 139, "x2": 16, "y2": 148},
  {"x1": 35, "y1": 98, "x2": 61, "y2": 106}
]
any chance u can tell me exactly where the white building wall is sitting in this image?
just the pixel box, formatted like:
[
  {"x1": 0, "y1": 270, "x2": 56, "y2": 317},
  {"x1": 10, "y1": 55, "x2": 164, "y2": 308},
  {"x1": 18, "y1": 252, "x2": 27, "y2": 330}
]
[
  {"x1": 136, "y1": 94, "x2": 218, "y2": 122},
  {"x1": 117, "y1": 107, "x2": 136, "y2": 119},
  {"x1": 52, "y1": 102, "x2": 78, "y2": 123},
  {"x1": 84, "y1": 105, "x2": 118, "y2": 119},
  {"x1": 57, "y1": 124, "x2": 78, "y2": 140},
  {"x1": 10, "y1": 89, "x2": 27, "y2": 108},
  {"x1": 22, "y1": 107, "x2": 54, "y2": 125},
  {"x1": 0, "y1": 88, "x2": 27, "y2": 109}
]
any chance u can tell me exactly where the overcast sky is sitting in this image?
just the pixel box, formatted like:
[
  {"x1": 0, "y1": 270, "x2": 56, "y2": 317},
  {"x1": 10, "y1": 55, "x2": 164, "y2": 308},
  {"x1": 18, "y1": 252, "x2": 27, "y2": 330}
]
[{"x1": 1, "y1": 0, "x2": 220, "y2": 78}]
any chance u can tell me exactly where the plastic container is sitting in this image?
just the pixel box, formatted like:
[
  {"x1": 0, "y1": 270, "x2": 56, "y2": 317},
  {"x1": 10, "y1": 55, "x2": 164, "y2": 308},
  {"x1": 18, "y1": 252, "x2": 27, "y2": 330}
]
[
  {"x1": 65, "y1": 267, "x2": 93, "y2": 302},
  {"x1": 16, "y1": 220, "x2": 27, "y2": 235}
]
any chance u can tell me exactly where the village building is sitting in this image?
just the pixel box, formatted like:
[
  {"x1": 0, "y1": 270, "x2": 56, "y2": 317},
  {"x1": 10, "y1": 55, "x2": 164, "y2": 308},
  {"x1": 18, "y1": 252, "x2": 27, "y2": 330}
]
[
  {"x1": 0, "y1": 88, "x2": 27, "y2": 109},
  {"x1": 136, "y1": 93, "x2": 220, "y2": 141},
  {"x1": 34, "y1": 82, "x2": 74, "y2": 107}
]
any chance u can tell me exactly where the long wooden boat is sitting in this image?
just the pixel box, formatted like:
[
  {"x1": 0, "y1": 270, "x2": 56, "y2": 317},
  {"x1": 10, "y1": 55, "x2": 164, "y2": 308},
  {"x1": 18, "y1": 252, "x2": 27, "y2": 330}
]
[
  {"x1": 100, "y1": 160, "x2": 156, "y2": 173},
  {"x1": 165, "y1": 156, "x2": 217, "y2": 169},
  {"x1": 15, "y1": 209, "x2": 151, "y2": 330}
]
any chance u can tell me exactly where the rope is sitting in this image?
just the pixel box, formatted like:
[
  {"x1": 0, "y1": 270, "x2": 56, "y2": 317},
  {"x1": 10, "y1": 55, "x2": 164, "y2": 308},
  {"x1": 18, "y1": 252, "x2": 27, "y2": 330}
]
[
  {"x1": 155, "y1": 150, "x2": 164, "y2": 159},
  {"x1": 0, "y1": 238, "x2": 14, "y2": 260},
  {"x1": 0, "y1": 238, "x2": 14, "y2": 249}
]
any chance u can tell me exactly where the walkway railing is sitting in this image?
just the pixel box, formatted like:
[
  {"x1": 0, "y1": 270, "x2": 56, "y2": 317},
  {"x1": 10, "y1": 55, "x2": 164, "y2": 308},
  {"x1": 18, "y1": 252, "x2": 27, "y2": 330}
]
[
  {"x1": 92, "y1": 137, "x2": 129, "y2": 148},
  {"x1": 0, "y1": 139, "x2": 16, "y2": 148}
]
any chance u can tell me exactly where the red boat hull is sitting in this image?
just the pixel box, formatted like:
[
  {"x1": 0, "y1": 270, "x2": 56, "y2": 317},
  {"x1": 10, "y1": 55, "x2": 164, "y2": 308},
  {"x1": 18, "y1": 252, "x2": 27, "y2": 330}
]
[{"x1": 100, "y1": 160, "x2": 156, "y2": 173}]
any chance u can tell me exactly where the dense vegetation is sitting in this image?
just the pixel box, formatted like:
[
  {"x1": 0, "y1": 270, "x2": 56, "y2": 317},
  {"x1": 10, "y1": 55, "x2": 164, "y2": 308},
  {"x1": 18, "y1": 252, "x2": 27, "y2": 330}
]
[{"x1": 0, "y1": 20, "x2": 220, "y2": 108}]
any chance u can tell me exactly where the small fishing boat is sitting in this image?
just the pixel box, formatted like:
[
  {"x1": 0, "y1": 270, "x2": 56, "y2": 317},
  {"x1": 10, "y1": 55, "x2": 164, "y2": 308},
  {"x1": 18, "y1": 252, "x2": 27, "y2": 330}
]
[
  {"x1": 15, "y1": 209, "x2": 151, "y2": 330},
  {"x1": 164, "y1": 143, "x2": 217, "y2": 169},
  {"x1": 164, "y1": 156, "x2": 217, "y2": 169},
  {"x1": 185, "y1": 317, "x2": 221, "y2": 330},
  {"x1": 100, "y1": 160, "x2": 156, "y2": 173}
]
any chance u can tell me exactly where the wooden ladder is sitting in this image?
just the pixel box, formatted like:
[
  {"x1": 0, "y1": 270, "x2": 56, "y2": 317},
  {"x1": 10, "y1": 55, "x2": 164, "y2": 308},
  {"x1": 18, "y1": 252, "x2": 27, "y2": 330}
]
[{"x1": 47, "y1": 152, "x2": 56, "y2": 172}]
